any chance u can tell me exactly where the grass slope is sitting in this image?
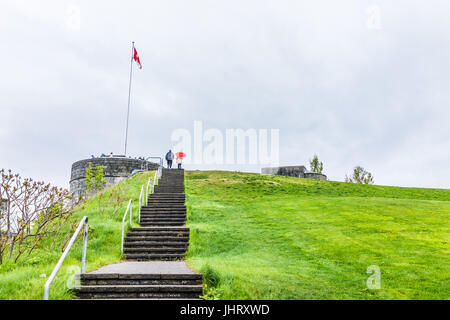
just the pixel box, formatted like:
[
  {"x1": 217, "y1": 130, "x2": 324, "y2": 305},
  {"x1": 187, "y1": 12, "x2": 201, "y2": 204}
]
[
  {"x1": 185, "y1": 171, "x2": 450, "y2": 300},
  {"x1": 0, "y1": 171, "x2": 153, "y2": 300}
]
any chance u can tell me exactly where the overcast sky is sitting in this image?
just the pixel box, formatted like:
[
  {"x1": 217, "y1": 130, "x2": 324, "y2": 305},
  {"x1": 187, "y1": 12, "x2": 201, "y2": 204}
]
[{"x1": 1, "y1": 0, "x2": 450, "y2": 189}]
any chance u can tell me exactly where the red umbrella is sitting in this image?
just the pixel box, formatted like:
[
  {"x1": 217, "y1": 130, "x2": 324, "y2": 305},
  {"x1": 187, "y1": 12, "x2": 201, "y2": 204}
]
[{"x1": 176, "y1": 152, "x2": 186, "y2": 158}]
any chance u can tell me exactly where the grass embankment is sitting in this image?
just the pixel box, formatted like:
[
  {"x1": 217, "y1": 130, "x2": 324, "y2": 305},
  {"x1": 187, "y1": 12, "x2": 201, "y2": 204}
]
[
  {"x1": 0, "y1": 171, "x2": 153, "y2": 300},
  {"x1": 184, "y1": 171, "x2": 450, "y2": 300}
]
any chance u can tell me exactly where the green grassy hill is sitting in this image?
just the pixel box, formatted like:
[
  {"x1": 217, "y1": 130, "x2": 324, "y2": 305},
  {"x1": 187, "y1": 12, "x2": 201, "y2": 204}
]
[
  {"x1": 0, "y1": 171, "x2": 153, "y2": 300},
  {"x1": 184, "y1": 171, "x2": 450, "y2": 300}
]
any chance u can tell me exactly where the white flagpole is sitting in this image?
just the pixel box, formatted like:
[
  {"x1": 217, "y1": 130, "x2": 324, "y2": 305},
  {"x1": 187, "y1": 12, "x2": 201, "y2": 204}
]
[{"x1": 124, "y1": 41, "x2": 135, "y2": 156}]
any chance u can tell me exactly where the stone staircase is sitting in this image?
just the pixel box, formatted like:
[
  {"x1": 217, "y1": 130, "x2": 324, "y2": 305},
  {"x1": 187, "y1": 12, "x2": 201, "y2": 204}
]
[
  {"x1": 124, "y1": 169, "x2": 188, "y2": 260},
  {"x1": 77, "y1": 168, "x2": 203, "y2": 300}
]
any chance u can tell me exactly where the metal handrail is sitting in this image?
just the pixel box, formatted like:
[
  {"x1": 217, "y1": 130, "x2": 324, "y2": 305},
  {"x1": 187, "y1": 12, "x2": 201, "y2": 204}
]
[
  {"x1": 146, "y1": 156, "x2": 163, "y2": 168},
  {"x1": 146, "y1": 177, "x2": 152, "y2": 205},
  {"x1": 153, "y1": 167, "x2": 161, "y2": 186},
  {"x1": 120, "y1": 199, "x2": 133, "y2": 253},
  {"x1": 138, "y1": 184, "x2": 145, "y2": 223},
  {"x1": 43, "y1": 216, "x2": 89, "y2": 300}
]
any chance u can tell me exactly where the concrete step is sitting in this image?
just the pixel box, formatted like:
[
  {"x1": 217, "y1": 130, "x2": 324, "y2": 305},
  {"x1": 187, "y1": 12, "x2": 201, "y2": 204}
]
[
  {"x1": 140, "y1": 212, "x2": 186, "y2": 216},
  {"x1": 141, "y1": 212, "x2": 186, "y2": 216},
  {"x1": 141, "y1": 211, "x2": 186, "y2": 215},
  {"x1": 144, "y1": 200, "x2": 186, "y2": 204},
  {"x1": 148, "y1": 198, "x2": 186, "y2": 203},
  {"x1": 154, "y1": 193, "x2": 185, "y2": 196},
  {"x1": 139, "y1": 219, "x2": 186, "y2": 222},
  {"x1": 127, "y1": 230, "x2": 189, "y2": 235},
  {"x1": 144, "y1": 203, "x2": 186, "y2": 206},
  {"x1": 155, "y1": 186, "x2": 184, "y2": 188},
  {"x1": 140, "y1": 218, "x2": 186, "y2": 222},
  {"x1": 148, "y1": 196, "x2": 185, "y2": 199},
  {"x1": 141, "y1": 209, "x2": 186, "y2": 212},
  {"x1": 143, "y1": 204, "x2": 186, "y2": 207},
  {"x1": 133, "y1": 221, "x2": 189, "y2": 226},
  {"x1": 127, "y1": 231, "x2": 189, "y2": 235},
  {"x1": 124, "y1": 241, "x2": 188, "y2": 247},
  {"x1": 140, "y1": 216, "x2": 186, "y2": 219},
  {"x1": 157, "y1": 182, "x2": 184, "y2": 184},
  {"x1": 125, "y1": 253, "x2": 185, "y2": 260},
  {"x1": 77, "y1": 285, "x2": 202, "y2": 299},
  {"x1": 140, "y1": 215, "x2": 186, "y2": 219},
  {"x1": 138, "y1": 222, "x2": 186, "y2": 226},
  {"x1": 132, "y1": 226, "x2": 188, "y2": 231},
  {"x1": 79, "y1": 274, "x2": 201, "y2": 286},
  {"x1": 79, "y1": 298, "x2": 202, "y2": 300},
  {"x1": 147, "y1": 199, "x2": 185, "y2": 202},
  {"x1": 140, "y1": 213, "x2": 187, "y2": 217},
  {"x1": 154, "y1": 186, "x2": 185, "y2": 188},
  {"x1": 149, "y1": 192, "x2": 185, "y2": 195},
  {"x1": 141, "y1": 210, "x2": 187, "y2": 214},
  {"x1": 124, "y1": 247, "x2": 187, "y2": 253},
  {"x1": 141, "y1": 217, "x2": 186, "y2": 221},
  {"x1": 78, "y1": 285, "x2": 202, "y2": 293},
  {"x1": 141, "y1": 208, "x2": 187, "y2": 212},
  {"x1": 125, "y1": 236, "x2": 189, "y2": 242},
  {"x1": 140, "y1": 211, "x2": 186, "y2": 215},
  {"x1": 155, "y1": 185, "x2": 184, "y2": 188},
  {"x1": 140, "y1": 222, "x2": 185, "y2": 227}
]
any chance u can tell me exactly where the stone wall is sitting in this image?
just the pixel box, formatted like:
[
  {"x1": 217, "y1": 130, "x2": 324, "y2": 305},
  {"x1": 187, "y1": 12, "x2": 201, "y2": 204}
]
[
  {"x1": 70, "y1": 157, "x2": 159, "y2": 198},
  {"x1": 261, "y1": 165, "x2": 327, "y2": 180}
]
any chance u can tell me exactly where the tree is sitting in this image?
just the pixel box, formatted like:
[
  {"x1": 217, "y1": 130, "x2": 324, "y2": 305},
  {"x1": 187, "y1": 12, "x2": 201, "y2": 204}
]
[
  {"x1": 345, "y1": 166, "x2": 374, "y2": 184},
  {"x1": 84, "y1": 163, "x2": 107, "y2": 197},
  {"x1": 309, "y1": 154, "x2": 324, "y2": 174},
  {"x1": 85, "y1": 163, "x2": 107, "y2": 213},
  {"x1": 0, "y1": 169, "x2": 80, "y2": 263}
]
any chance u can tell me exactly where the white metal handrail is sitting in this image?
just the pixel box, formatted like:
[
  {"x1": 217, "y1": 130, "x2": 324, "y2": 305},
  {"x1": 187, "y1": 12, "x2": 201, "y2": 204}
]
[
  {"x1": 43, "y1": 216, "x2": 89, "y2": 300},
  {"x1": 154, "y1": 170, "x2": 159, "y2": 186},
  {"x1": 138, "y1": 184, "x2": 145, "y2": 223},
  {"x1": 146, "y1": 177, "x2": 152, "y2": 205},
  {"x1": 121, "y1": 199, "x2": 133, "y2": 253}
]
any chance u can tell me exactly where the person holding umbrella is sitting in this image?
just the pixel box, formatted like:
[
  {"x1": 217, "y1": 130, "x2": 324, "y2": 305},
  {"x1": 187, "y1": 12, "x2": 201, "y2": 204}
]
[{"x1": 176, "y1": 151, "x2": 186, "y2": 169}]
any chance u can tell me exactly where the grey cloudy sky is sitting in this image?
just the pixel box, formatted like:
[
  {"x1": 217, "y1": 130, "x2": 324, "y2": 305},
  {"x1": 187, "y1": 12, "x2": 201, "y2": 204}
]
[{"x1": 1, "y1": 0, "x2": 449, "y2": 189}]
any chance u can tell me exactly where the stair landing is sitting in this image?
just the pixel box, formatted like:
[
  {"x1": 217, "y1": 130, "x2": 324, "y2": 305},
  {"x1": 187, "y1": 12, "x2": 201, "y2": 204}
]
[{"x1": 86, "y1": 261, "x2": 198, "y2": 275}]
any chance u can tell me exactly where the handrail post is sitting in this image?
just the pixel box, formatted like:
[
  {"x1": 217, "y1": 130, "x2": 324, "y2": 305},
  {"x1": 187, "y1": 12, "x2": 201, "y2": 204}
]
[
  {"x1": 130, "y1": 201, "x2": 132, "y2": 225},
  {"x1": 81, "y1": 218, "x2": 88, "y2": 274},
  {"x1": 121, "y1": 200, "x2": 132, "y2": 254},
  {"x1": 138, "y1": 184, "x2": 145, "y2": 224},
  {"x1": 138, "y1": 186, "x2": 141, "y2": 224},
  {"x1": 146, "y1": 177, "x2": 152, "y2": 205},
  {"x1": 121, "y1": 217, "x2": 125, "y2": 254}
]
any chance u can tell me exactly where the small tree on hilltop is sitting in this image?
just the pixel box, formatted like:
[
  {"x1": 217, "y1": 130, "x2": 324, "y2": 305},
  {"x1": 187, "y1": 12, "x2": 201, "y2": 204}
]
[
  {"x1": 345, "y1": 166, "x2": 374, "y2": 184},
  {"x1": 309, "y1": 154, "x2": 324, "y2": 174},
  {"x1": 85, "y1": 163, "x2": 107, "y2": 213},
  {"x1": 85, "y1": 163, "x2": 107, "y2": 197}
]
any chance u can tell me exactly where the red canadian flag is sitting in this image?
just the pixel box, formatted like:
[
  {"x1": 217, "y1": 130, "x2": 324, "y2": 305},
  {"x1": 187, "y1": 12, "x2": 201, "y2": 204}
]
[{"x1": 133, "y1": 47, "x2": 142, "y2": 69}]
